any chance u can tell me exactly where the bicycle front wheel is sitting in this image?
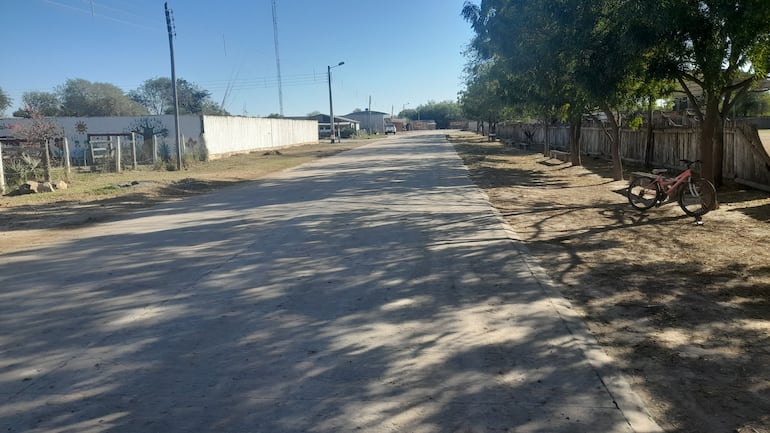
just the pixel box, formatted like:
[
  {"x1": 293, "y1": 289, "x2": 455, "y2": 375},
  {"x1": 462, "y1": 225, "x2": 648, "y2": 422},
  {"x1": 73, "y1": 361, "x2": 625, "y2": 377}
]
[
  {"x1": 627, "y1": 176, "x2": 659, "y2": 210},
  {"x1": 678, "y1": 178, "x2": 717, "y2": 217}
]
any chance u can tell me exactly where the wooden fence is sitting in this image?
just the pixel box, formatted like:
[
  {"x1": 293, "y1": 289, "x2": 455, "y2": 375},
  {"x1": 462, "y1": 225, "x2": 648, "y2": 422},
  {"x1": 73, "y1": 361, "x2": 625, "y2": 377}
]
[{"x1": 496, "y1": 122, "x2": 770, "y2": 189}]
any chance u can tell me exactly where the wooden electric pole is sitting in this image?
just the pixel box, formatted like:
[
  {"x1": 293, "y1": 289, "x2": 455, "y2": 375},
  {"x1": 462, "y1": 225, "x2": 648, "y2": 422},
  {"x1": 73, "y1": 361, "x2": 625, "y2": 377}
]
[{"x1": 165, "y1": 2, "x2": 183, "y2": 170}]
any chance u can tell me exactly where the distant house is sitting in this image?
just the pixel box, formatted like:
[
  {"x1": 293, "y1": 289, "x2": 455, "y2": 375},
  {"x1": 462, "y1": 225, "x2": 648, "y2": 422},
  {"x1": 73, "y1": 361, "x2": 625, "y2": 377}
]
[
  {"x1": 293, "y1": 114, "x2": 359, "y2": 138},
  {"x1": 343, "y1": 110, "x2": 389, "y2": 134}
]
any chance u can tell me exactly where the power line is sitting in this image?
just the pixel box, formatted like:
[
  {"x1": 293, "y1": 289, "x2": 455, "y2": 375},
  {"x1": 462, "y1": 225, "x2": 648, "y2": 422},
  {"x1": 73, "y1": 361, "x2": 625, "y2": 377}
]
[{"x1": 42, "y1": 0, "x2": 165, "y2": 31}]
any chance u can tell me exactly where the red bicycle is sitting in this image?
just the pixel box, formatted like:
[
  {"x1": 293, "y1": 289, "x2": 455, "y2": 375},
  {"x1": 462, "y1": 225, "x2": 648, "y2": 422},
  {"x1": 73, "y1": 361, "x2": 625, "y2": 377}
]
[{"x1": 627, "y1": 159, "x2": 717, "y2": 217}]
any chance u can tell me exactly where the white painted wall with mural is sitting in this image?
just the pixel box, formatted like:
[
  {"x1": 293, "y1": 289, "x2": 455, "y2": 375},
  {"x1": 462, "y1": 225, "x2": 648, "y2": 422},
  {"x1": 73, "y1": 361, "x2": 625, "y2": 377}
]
[{"x1": 0, "y1": 115, "x2": 319, "y2": 163}]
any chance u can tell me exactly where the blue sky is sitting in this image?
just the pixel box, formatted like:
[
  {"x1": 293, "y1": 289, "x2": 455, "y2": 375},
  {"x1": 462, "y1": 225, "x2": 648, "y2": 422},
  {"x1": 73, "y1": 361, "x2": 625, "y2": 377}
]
[{"x1": 2, "y1": 0, "x2": 475, "y2": 117}]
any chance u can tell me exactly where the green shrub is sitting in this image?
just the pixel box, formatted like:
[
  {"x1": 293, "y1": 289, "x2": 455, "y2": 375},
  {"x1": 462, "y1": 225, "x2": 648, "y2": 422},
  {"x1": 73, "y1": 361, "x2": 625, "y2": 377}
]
[
  {"x1": 5, "y1": 153, "x2": 43, "y2": 187},
  {"x1": 339, "y1": 127, "x2": 356, "y2": 139}
]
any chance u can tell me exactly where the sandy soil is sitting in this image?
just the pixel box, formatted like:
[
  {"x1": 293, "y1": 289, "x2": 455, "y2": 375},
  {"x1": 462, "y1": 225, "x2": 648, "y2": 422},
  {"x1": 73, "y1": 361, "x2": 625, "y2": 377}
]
[{"x1": 451, "y1": 133, "x2": 770, "y2": 433}]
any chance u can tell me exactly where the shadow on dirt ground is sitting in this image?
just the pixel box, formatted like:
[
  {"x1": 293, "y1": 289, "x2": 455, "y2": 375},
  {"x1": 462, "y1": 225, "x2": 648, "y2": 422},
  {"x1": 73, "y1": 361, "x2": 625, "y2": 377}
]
[
  {"x1": 1, "y1": 134, "x2": 767, "y2": 432},
  {"x1": 451, "y1": 133, "x2": 770, "y2": 433}
]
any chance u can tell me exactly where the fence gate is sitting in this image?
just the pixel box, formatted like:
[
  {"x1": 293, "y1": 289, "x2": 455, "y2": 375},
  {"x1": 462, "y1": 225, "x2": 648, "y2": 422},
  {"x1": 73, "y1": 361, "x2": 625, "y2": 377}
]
[{"x1": 87, "y1": 133, "x2": 138, "y2": 172}]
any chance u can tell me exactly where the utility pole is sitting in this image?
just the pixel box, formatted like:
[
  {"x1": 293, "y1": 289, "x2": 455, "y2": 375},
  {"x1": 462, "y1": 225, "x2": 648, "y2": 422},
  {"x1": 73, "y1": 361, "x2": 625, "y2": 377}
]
[
  {"x1": 327, "y1": 61, "x2": 344, "y2": 143},
  {"x1": 271, "y1": 0, "x2": 284, "y2": 116},
  {"x1": 165, "y1": 2, "x2": 183, "y2": 170}
]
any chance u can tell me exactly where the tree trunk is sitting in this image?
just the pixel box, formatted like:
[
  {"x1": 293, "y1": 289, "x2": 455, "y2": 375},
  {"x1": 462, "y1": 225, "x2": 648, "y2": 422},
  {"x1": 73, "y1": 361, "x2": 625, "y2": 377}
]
[
  {"x1": 713, "y1": 115, "x2": 725, "y2": 187},
  {"x1": 542, "y1": 115, "x2": 550, "y2": 156},
  {"x1": 700, "y1": 95, "x2": 720, "y2": 185},
  {"x1": 601, "y1": 103, "x2": 623, "y2": 180},
  {"x1": 645, "y1": 97, "x2": 654, "y2": 168},
  {"x1": 569, "y1": 117, "x2": 582, "y2": 166}
]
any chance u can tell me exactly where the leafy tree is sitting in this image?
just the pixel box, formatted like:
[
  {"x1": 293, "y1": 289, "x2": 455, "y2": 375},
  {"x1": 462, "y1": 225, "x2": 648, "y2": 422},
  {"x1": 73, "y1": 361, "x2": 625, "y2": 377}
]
[
  {"x1": 463, "y1": 0, "x2": 669, "y2": 179},
  {"x1": 10, "y1": 112, "x2": 63, "y2": 182},
  {"x1": 58, "y1": 78, "x2": 148, "y2": 117},
  {"x1": 572, "y1": 0, "x2": 669, "y2": 179},
  {"x1": 657, "y1": 0, "x2": 770, "y2": 184},
  {"x1": 130, "y1": 77, "x2": 229, "y2": 116},
  {"x1": 398, "y1": 100, "x2": 462, "y2": 129},
  {"x1": 13, "y1": 91, "x2": 61, "y2": 118},
  {"x1": 463, "y1": 0, "x2": 593, "y2": 166},
  {"x1": 458, "y1": 60, "x2": 513, "y2": 134},
  {"x1": 732, "y1": 91, "x2": 770, "y2": 117},
  {"x1": 0, "y1": 86, "x2": 11, "y2": 115},
  {"x1": 129, "y1": 78, "x2": 171, "y2": 115}
]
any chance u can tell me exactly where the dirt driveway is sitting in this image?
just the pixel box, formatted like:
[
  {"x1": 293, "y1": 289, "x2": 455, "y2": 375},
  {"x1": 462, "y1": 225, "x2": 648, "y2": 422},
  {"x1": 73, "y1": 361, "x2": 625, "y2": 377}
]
[{"x1": 450, "y1": 133, "x2": 770, "y2": 433}]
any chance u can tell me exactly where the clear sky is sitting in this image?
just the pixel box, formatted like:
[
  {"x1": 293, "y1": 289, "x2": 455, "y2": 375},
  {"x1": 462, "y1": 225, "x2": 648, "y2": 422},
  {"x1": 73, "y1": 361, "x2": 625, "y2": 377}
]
[{"x1": 2, "y1": 0, "x2": 475, "y2": 118}]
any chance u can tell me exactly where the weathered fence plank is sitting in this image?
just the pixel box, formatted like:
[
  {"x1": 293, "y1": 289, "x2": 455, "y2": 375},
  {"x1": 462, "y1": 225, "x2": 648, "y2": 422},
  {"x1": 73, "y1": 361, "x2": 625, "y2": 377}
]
[{"x1": 496, "y1": 122, "x2": 770, "y2": 188}]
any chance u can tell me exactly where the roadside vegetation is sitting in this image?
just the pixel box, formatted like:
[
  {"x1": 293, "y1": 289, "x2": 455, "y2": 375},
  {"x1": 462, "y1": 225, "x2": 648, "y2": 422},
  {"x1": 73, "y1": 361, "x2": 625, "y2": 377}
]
[
  {"x1": 459, "y1": 0, "x2": 770, "y2": 186},
  {"x1": 0, "y1": 141, "x2": 362, "y2": 210},
  {"x1": 450, "y1": 132, "x2": 770, "y2": 433}
]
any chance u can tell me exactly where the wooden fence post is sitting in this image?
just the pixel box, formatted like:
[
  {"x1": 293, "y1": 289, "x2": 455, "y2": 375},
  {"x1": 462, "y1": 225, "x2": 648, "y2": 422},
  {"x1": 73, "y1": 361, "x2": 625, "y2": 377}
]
[
  {"x1": 63, "y1": 137, "x2": 71, "y2": 177},
  {"x1": 131, "y1": 133, "x2": 137, "y2": 170},
  {"x1": 116, "y1": 136, "x2": 122, "y2": 173},
  {"x1": 0, "y1": 141, "x2": 6, "y2": 195},
  {"x1": 43, "y1": 139, "x2": 52, "y2": 183}
]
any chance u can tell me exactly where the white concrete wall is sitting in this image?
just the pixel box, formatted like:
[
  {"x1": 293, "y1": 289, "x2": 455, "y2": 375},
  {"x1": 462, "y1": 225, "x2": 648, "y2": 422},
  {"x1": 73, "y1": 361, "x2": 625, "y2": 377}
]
[{"x1": 201, "y1": 116, "x2": 318, "y2": 158}]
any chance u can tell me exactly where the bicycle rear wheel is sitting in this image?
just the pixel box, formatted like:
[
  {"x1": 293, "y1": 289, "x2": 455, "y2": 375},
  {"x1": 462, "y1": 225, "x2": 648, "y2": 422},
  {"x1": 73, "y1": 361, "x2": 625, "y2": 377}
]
[
  {"x1": 678, "y1": 177, "x2": 717, "y2": 217},
  {"x1": 627, "y1": 176, "x2": 659, "y2": 210}
]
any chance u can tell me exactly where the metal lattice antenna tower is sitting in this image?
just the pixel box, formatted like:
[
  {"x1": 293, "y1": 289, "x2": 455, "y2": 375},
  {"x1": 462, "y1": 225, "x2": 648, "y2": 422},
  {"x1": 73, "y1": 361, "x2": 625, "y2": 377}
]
[{"x1": 271, "y1": 0, "x2": 284, "y2": 116}]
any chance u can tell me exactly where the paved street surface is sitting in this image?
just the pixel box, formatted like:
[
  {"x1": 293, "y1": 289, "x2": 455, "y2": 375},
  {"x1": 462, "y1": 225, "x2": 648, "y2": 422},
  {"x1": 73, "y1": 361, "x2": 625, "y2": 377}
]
[{"x1": 0, "y1": 133, "x2": 661, "y2": 432}]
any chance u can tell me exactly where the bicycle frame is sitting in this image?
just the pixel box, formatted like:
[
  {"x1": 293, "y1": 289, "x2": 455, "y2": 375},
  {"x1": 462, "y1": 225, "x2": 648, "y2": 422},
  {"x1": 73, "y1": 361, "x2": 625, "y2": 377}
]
[
  {"x1": 653, "y1": 167, "x2": 693, "y2": 200},
  {"x1": 627, "y1": 159, "x2": 716, "y2": 218}
]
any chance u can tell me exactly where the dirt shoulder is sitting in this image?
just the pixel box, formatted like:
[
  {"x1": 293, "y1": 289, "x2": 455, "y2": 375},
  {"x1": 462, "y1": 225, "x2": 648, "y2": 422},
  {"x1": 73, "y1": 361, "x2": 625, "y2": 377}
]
[{"x1": 450, "y1": 133, "x2": 770, "y2": 433}]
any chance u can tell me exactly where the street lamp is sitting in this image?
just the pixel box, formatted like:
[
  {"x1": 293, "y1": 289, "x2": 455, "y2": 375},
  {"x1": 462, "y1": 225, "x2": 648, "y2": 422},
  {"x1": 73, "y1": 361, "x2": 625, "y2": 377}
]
[{"x1": 328, "y1": 61, "x2": 344, "y2": 143}]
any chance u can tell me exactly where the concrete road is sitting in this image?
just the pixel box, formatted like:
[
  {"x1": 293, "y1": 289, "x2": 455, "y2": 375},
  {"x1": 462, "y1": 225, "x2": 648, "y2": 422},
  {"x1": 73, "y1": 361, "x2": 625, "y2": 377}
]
[{"x1": 0, "y1": 133, "x2": 660, "y2": 433}]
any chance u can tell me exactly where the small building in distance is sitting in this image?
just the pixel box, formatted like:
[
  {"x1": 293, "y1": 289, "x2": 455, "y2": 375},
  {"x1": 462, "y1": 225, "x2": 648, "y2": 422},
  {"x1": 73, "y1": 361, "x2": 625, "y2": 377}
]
[
  {"x1": 343, "y1": 110, "x2": 389, "y2": 134},
  {"x1": 289, "y1": 114, "x2": 359, "y2": 139}
]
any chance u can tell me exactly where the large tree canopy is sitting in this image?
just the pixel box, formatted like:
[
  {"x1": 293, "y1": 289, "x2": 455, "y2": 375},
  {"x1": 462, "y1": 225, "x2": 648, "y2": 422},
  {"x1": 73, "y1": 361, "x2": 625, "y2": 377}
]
[
  {"x1": 7, "y1": 78, "x2": 228, "y2": 118},
  {"x1": 657, "y1": 0, "x2": 770, "y2": 184},
  {"x1": 0, "y1": 86, "x2": 11, "y2": 115},
  {"x1": 461, "y1": 0, "x2": 770, "y2": 184},
  {"x1": 58, "y1": 78, "x2": 148, "y2": 117},
  {"x1": 0, "y1": 87, "x2": 12, "y2": 114},
  {"x1": 462, "y1": 0, "x2": 667, "y2": 178},
  {"x1": 130, "y1": 77, "x2": 229, "y2": 116},
  {"x1": 13, "y1": 91, "x2": 61, "y2": 118},
  {"x1": 398, "y1": 100, "x2": 463, "y2": 129}
]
